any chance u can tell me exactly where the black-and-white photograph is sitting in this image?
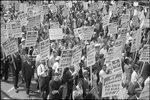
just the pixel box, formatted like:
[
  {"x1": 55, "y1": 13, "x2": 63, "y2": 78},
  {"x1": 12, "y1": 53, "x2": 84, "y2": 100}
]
[{"x1": 0, "y1": 0, "x2": 150, "y2": 100}]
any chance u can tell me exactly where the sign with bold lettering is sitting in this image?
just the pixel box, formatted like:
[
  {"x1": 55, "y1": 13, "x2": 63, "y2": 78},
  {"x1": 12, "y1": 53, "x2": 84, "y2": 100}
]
[
  {"x1": 25, "y1": 31, "x2": 38, "y2": 47},
  {"x1": 60, "y1": 49, "x2": 73, "y2": 68},
  {"x1": 72, "y1": 45, "x2": 82, "y2": 65},
  {"x1": 139, "y1": 44, "x2": 150, "y2": 62},
  {"x1": 2, "y1": 38, "x2": 18, "y2": 56},
  {"x1": 11, "y1": 20, "x2": 22, "y2": 38},
  {"x1": 49, "y1": 28, "x2": 64, "y2": 40},
  {"x1": 111, "y1": 58, "x2": 122, "y2": 73},
  {"x1": 40, "y1": 39, "x2": 50, "y2": 60},
  {"x1": 102, "y1": 73, "x2": 122, "y2": 97}
]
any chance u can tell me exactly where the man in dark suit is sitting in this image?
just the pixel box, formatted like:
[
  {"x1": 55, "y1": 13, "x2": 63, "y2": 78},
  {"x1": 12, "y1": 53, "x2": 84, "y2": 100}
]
[
  {"x1": 22, "y1": 55, "x2": 35, "y2": 98},
  {"x1": 12, "y1": 52, "x2": 22, "y2": 93}
]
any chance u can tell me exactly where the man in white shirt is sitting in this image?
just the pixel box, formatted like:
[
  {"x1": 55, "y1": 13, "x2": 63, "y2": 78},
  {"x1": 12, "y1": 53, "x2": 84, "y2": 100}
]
[
  {"x1": 99, "y1": 65, "x2": 107, "y2": 83},
  {"x1": 52, "y1": 56, "x2": 60, "y2": 73},
  {"x1": 37, "y1": 59, "x2": 49, "y2": 99}
]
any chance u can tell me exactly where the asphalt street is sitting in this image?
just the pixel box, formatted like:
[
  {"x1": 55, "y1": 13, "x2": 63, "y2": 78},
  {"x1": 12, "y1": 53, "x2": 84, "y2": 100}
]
[{"x1": 1, "y1": 74, "x2": 41, "y2": 99}]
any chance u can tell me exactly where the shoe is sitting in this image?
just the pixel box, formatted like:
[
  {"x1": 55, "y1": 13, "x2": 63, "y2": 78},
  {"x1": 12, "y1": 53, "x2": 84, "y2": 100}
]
[
  {"x1": 27, "y1": 94, "x2": 30, "y2": 98},
  {"x1": 15, "y1": 89, "x2": 19, "y2": 93}
]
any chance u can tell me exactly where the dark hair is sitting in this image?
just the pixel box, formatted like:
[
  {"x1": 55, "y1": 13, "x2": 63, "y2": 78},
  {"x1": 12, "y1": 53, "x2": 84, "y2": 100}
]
[{"x1": 62, "y1": 67, "x2": 69, "y2": 76}]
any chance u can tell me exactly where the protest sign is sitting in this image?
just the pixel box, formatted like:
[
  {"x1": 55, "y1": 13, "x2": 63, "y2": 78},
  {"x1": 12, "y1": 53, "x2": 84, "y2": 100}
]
[
  {"x1": 108, "y1": 23, "x2": 118, "y2": 35},
  {"x1": 113, "y1": 39, "x2": 123, "y2": 58},
  {"x1": 25, "y1": 31, "x2": 38, "y2": 47},
  {"x1": 72, "y1": 45, "x2": 82, "y2": 66},
  {"x1": 73, "y1": 27, "x2": 84, "y2": 38},
  {"x1": 131, "y1": 29, "x2": 142, "y2": 52},
  {"x1": 139, "y1": 44, "x2": 150, "y2": 62},
  {"x1": 139, "y1": 81, "x2": 150, "y2": 100},
  {"x1": 87, "y1": 45, "x2": 95, "y2": 67},
  {"x1": 102, "y1": 72, "x2": 122, "y2": 97},
  {"x1": 82, "y1": 26, "x2": 94, "y2": 40},
  {"x1": 49, "y1": 28, "x2": 64, "y2": 40},
  {"x1": 111, "y1": 58, "x2": 122, "y2": 73},
  {"x1": 40, "y1": 39, "x2": 50, "y2": 60},
  {"x1": 6, "y1": 22, "x2": 13, "y2": 38},
  {"x1": 2, "y1": 38, "x2": 18, "y2": 56},
  {"x1": 11, "y1": 20, "x2": 22, "y2": 38},
  {"x1": 130, "y1": 38, "x2": 137, "y2": 52},
  {"x1": 60, "y1": 49, "x2": 73, "y2": 68},
  {"x1": 1, "y1": 28, "x2": 8, "y2": 44},
  {"x1": 28, "y1": 15, "x2": 41, "y2": 30},
  {"x1": 140, "y1": 18, "x2": 150, "y2": 28},
  {"x1": 50, "y1": 22, "x2": 60, "y2": 29}
]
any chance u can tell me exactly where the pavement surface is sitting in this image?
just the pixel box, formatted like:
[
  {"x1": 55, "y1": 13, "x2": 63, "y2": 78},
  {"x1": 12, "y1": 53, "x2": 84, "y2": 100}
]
[{"x1": 1, "y1": 73, "x2": 41, "y2": 99}]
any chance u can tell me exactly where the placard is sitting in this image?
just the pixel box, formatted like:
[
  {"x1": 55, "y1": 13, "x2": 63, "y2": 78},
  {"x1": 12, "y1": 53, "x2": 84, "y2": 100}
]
[
  {"x1": 1, "y1": 28, "x2": 8, "y2": 44},
  {"x1": 25, "y1": 31, "x2": 38, "y2": 47},
  {"x1": 87, "y1": 45, "x2": 95, "y2": 67},
  {"x1": 6, "y1": 22, "x2": 13, "y2": 38},
  {"x1": 2, "y1": 38, "x2": 18, "y2": 56},
  {"x1": 49, "y1": 28, "x2": 64, "y2": 40},
  {"x1": 140, "y1": 18, "x2": 150, "y2": 28},
  {"x1": 60, "y1": 49, "x2": 73, "y2": 68},
  {"x1": 113, "y1": 39, "x2": 123, "y2": 58},
  {"x1": 102, "y1": 72, "x2": 122, "y2": 97},
  {"x1": 139, "y1": 81, "x2": 150, "y2": 100},
  {"x1": 111, "y1": 58, "x2": 122, "y2": 73},
  {"x1": 72, "y1": 45, "x2": 82, "y2": 65},
  {"x1": 40, "y1": 39, "x2": 50, "y2": 60},
  {"x1": 73, "y1": 27, "x2": 84, "y2": 37},
  {"x1": 130, "y1": 29, "x2": 142, "y2": 52},
  {"x1": 139, "y1": 44, "x2": 150, "y2": 62},
  {"x1": 82, "y1": 26, "x2": 94, "y2": 40},
  {"x1": 11, "y1": 20, "x2": 22, "y2": 38}
]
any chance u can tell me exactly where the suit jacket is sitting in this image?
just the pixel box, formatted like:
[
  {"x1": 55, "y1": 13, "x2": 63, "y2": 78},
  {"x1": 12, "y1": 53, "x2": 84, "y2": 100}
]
[{"x1": 22, "y1": 61, "x2": 34, "y2": 80}]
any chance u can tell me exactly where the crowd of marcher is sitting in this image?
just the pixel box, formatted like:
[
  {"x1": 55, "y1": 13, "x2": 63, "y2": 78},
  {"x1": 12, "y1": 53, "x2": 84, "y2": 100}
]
[{"x1": 1, "y1": 0, "x2": 150, "y2": 100}]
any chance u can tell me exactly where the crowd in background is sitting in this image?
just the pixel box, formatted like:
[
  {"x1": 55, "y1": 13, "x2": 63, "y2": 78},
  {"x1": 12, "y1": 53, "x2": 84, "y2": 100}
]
[{"x1": 0, "y1": 0, "x2": 150, "y2": 100}]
